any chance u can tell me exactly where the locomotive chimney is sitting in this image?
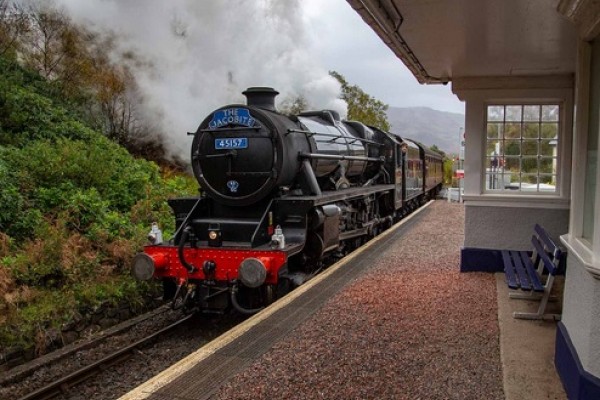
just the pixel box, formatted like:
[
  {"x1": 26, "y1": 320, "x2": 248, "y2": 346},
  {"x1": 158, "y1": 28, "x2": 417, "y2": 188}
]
[{"x1": 243, "y1": 87, "x2": 279, "y2": 111}]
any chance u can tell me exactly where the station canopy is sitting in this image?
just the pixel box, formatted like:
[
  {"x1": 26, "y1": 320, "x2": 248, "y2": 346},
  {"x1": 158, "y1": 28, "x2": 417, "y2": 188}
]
[{"x1": 347, "y1": 0, "x2": 578, "y2": 84}]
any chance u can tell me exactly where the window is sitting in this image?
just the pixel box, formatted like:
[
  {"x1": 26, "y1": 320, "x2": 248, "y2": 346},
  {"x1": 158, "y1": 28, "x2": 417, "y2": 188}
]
[
  {"x1": 485, "y1": 104, "x2": 560, "y2": 193},
  {"x1": 582, "y1": 39, "x2": 600, "y2": 241}
]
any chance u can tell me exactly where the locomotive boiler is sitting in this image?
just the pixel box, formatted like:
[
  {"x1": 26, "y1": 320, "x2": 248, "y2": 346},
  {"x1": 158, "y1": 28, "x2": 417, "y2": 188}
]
[{"x1": 132, "y1": 87, "x2": 443, "y2": 314}]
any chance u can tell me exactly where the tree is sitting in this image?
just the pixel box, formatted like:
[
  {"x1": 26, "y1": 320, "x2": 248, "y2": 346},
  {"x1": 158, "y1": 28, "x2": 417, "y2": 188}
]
[
  {"x1": 8, "y1": 2, "x2": 160, "y2": 157},
  {"x1": 330, "y1": 70, "x2": 390, "y2": 131},
  {"x1": 0, "y1": 0, "x2": 28, "y2": 59},
  {"x1": 20, "y1": 4, "x2": 70, "y2": 80},
  {"x1": 279, "y1": 94, "x2": 308, "y2": 116},
  {"x1": 443, "y1": 158, "x2": 454, "y2": 185},
  {"x1": 96, "y1": 64, "x2": 136, "y2": 145},
  {"x1": 430, "y1": 144, "x2": 446, "y2": 158}
]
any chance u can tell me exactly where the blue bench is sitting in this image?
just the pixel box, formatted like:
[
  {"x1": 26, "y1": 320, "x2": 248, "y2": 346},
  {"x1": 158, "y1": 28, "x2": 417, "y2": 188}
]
[{"x1": 502, "y1": 224, "x2": 563, "y2": 320}]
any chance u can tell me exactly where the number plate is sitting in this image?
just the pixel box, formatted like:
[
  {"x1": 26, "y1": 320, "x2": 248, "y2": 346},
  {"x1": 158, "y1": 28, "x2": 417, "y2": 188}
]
[{"x1": 215, "y1": 138, "x2": 248, "y2": 150}]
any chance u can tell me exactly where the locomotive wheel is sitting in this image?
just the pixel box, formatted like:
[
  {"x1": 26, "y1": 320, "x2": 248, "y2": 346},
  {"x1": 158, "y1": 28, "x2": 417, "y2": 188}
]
[
  {"x1": 277, "y1": 278, "x2": 292, "y2": 298},
  {"x1": 265, "y1": 284, "x2": 276, "y2": 305},
  {"x1": 162, "y1": 279, "x2": 177, "y2": 300},
  {"x1": 304, "y1": 232, "x2": 325, "y2": 264}
]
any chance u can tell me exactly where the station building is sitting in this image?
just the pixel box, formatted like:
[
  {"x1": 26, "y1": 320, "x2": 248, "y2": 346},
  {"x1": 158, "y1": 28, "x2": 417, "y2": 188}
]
[{"x1": 347, "y1": 0, "x2": 600, "y2": 398}]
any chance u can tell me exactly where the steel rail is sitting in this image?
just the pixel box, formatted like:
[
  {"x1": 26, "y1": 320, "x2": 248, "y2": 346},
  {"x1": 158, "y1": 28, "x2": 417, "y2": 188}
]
[
  {"x1": 1, "y1": 306, "x2": 172, "y2": 387},
  {"x1": 17, "y1": 313, "x2": 194, "y2": 400}
]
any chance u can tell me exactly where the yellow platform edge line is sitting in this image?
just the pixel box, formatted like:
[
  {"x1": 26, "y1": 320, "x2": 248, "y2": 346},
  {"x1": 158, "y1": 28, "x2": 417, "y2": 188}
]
[{"x1": 118, "y1": 200, "x2": 434, "y2": 400}]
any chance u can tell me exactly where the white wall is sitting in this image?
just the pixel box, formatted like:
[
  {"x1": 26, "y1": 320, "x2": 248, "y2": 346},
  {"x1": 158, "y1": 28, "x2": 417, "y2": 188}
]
[
  {"x1": 558, "y1": 38, "x2": 600, "y2": 380},
  {"x1": 452, "y1": 76, "x2": 573, "y2": 250},
  {"x1": 465, "y1": 205, "x2": 569, "y2": 250},
  {"x1": 561, "y1": 256, "x2": 600, "y2": 375}
]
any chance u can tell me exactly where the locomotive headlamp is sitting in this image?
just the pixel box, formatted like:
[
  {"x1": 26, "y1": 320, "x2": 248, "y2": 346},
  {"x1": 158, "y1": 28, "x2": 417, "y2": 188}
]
[
  {"x1": 238, "y1": 258, "x2": 267, "y2": 288},
  {"x1": 147, "y1": 222, "x2": 163, "y2": 245},
  {"x1": 208, "y1": 223, "x2": 222, "y2": 247},
  {"x1": 132, "y1": 253, "x2": 155, "y2": 281}
]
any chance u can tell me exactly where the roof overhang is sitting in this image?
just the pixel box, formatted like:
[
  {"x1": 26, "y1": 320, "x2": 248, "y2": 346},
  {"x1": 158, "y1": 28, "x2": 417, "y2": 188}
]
[{"x1": 347, "y1": 0, "x2": 579, "y2": 84}]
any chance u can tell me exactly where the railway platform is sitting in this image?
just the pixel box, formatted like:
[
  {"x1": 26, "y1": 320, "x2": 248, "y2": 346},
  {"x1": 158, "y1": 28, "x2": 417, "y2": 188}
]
[{"x1": 120, "y1": 200, "x2": 566, "y2": 400}]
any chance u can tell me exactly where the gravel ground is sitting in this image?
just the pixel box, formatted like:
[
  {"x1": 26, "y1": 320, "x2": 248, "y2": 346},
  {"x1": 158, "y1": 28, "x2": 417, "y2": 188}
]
[
  {"x1": 60, "y1": 313, "x2": 242, "y2": 400},
  {"x1": 215, "y1": 201, "x2": 505, "y2": 400},
  {"x1": 0, "y1": 307, "x2": 242, "y2": 400}
]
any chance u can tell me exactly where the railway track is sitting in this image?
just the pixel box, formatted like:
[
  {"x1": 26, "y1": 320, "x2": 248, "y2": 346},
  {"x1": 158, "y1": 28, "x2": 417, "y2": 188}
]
[{"x1": 16, "y1": 314, "x2": 194, "y2": 400}]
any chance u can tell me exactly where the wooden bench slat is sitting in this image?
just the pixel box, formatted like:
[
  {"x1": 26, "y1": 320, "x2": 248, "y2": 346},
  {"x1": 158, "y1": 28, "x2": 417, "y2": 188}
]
[
  {"x1": 502, "y1": 224, "x2": 564, "y2": 320},
  {"x1": 531, "y1": 235, "x2": 558, "y2": 276},
  {"x1": 511, "y1": 250, "x2": 531, "y2": 291},
  {"x1": 519, "y1": 250, "x2": 544, "y2": 292},
  {"x1": 534, "y1": 224, "x2": 562, "y2": 259},
  {"x1": 502, "y1": 250, "x2": 519, "y2": 289}
]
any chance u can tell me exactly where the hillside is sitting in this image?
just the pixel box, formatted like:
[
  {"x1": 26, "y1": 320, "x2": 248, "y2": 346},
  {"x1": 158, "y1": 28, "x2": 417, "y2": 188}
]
[
  {"x1": 0, "y1": 57, "x2": 197, "y2": 356},
  {"x1": 386, "y1": 106, "x2": 464, "y2": 154}
]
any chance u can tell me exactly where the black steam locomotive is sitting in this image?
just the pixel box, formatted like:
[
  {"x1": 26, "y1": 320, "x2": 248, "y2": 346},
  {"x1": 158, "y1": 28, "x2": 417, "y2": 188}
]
[{"x1": 132, "y1": 87, "x2": 443, "y2": 314}]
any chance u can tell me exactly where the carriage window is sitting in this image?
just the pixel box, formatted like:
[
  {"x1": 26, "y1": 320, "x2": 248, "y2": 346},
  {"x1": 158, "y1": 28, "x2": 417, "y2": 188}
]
[{"x1": 485, "y1": 104, "x2": 560, "y2": 193}]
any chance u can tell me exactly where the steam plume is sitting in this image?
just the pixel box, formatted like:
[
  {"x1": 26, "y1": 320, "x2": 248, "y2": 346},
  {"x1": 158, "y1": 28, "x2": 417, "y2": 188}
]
[{"x1": 54, "y1": 0, "x2": 346, "y2": 160}]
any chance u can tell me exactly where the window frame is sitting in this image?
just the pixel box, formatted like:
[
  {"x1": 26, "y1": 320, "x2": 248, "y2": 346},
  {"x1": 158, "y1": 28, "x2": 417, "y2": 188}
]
[
  {"x1": 560, "y1": 39, "x2": 600, "y2": 279},
  {"x1": 483, "y1": 103, "x2": 562, "y2": 195},
  {"x1": 451, "y1": 75, "x2": 573, "y2": 210}
]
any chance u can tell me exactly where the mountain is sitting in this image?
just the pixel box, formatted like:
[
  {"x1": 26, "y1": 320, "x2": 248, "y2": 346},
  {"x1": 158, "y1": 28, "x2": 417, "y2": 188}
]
[{"x1": 385, "y1": 106, "x2": 465, "y2": 155}]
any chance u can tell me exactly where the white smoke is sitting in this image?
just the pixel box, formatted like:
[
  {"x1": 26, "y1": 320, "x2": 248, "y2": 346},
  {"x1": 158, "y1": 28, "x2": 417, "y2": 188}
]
[{"x1": 53, "y1": 0, "x2": 347, "y2": 160}]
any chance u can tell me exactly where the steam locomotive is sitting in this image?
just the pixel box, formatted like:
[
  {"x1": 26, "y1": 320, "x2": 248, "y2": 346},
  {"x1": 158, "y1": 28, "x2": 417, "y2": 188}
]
[{"x1": 132, "y1": 87, "x2": 443, "y2": 314}]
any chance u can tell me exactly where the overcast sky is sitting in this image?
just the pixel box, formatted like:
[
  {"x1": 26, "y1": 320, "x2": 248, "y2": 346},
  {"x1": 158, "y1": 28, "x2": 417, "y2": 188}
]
[
  {"x1": 54, "y1": 0, "x2": 464, "y2": 158},
  {"x1": 303, "y1": 0, "x2": 465, "y2": 114}
]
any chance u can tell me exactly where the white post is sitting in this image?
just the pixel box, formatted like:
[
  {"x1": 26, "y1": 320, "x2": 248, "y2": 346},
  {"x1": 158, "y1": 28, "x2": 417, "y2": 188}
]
[{"x1": 458, "y1": 127, "x2": 464, "y2": 203}]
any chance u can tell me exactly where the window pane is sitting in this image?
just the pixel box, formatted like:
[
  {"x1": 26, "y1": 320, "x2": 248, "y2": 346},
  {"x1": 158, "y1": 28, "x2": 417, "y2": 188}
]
[
  {"x1": 542, "y1": 105, "x2": 559, "y2": 121},
  {"x1": 487, "y1": 156, "x2": 502, "y2": 169},
  {"x1": 506, "y1": 105, "x2": 522, "y2": 122},
  {"x1": 541, "y1": 123, "x2": 558, "y2": 139},
  {"x1": 487, "y1": 140, "x2": 502, "y2": 156},
  {"x1": 583, "y1": 39, "x2": 600, "y2": 239},
  {"x1": 485, "y1": 173, "x2": 504, "y2": 190},
  {"x1": 522, "y1": 140, "x2": 538, "y2": 156},
  {"x1": 523, "y1": 105, "x2": 540, "y2": 121},
  {"x1": 505, "y1": 123, "x2": 521, "y2": 139},
  {"x1": 521, "y1": 185, "x2": 539, "y2": 192},
  {"x1": 488, "y1": 105, "x2": 504, "y2": 121},
  {"x1": 505, "y1": 175, "x2": 520, "y2": 190},
  {"x1": 540, "y1": 157, "x2": 556, "y2": 174},
  {"x1": 505, "y1": 140, "x2": 520, "y2": 156},
  {"x1": 487, "y1": 123, "x2": 503, "y2": 139},
  {"x1": 523, "y1": 123, "x2": 539, "y2": 138},
  {"x1": 505, "y1": 157, "x2": 520, "y2": 171},
  {"x1": 521, "y1": 157, "x2": 538, "y2": 174},
  {"x1": 540, "y1": 140, "x2": 557, "y2": 157},
  {"x1": 539, "y1": 174, "x2": 556, "y2": 191},
  {"x1": 539, "y1": 174, "x2": 555, "y2": 186},
  {"x1": 521, "y1": 173, "x2": 539, "y2": 186}
]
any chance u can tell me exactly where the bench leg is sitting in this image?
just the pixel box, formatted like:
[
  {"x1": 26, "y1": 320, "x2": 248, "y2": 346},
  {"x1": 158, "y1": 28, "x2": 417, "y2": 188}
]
[
  {"x1": 512, "y1": 276, "x2": 560, "y2": 320},
  {"x1": 513, "y1": 311, "x2": 561, "y2": 321},
  {"x1": 508, "y1": 291, "x2": 558, "y2": 302}
]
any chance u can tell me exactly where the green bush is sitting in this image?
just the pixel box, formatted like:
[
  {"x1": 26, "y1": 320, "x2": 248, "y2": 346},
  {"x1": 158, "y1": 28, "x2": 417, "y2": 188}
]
[
  {"x1": 0, "y1": 58, "x2": 97, "y2": 143},
  {"x1": 3, "y1": 138, "x2": 159, "y2": 208},
  {"x1": 0, "y1": 57, "x2": 198, "y2": 353},
  {"x1": 0, "y1": 83, "x2": 95, "y2": 146},
  {"x1": 0, "y1": 160, "x2": 24, "y2": 230}
]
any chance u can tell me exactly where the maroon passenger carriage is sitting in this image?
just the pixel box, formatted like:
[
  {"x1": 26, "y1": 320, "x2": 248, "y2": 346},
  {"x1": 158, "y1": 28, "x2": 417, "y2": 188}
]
[{"x1": 132, "y1": 87, "x2": 443, "y2": 314}]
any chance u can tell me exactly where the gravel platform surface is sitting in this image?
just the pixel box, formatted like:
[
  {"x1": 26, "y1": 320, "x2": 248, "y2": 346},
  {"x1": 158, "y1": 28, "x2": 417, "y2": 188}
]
[{"x1": 215, "y1": 201, "x2": 504, "y2": 400}]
